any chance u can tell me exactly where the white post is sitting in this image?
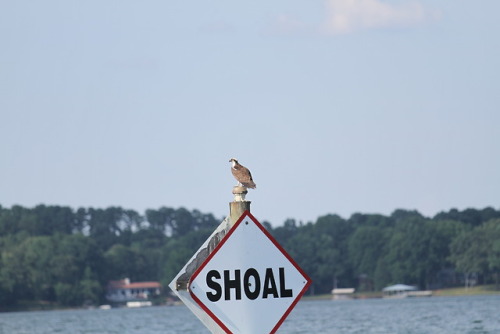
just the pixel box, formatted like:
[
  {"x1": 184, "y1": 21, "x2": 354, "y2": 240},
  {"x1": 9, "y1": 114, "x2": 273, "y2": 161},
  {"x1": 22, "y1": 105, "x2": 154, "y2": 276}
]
[{"x1": 229, "y1": 186, "x2": 251, "y2": 227}]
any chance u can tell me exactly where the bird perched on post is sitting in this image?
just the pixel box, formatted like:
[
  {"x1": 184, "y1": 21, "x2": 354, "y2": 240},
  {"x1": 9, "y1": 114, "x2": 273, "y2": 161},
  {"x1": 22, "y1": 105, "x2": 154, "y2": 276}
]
[{"x1": 229, "y1": 158, "x2": 256, "y2": 189}]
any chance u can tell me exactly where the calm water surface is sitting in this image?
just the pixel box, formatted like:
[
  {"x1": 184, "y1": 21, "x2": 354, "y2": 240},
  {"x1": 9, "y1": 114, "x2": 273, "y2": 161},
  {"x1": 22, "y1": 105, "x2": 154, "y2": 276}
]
[{"x1": 0, "y1": 295, "x2": 499, "y2": 334}]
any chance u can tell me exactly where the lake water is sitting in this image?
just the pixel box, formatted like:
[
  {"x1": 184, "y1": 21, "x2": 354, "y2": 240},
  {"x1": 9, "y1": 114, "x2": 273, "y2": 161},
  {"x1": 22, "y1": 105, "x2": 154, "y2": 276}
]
[{"x1": 0, "y1": 295, "x2": 499, "y2": 334}]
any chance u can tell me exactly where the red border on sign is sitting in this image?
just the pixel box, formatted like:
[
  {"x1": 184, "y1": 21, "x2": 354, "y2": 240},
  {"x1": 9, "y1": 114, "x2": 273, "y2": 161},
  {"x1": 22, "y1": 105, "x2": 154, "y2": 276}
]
[{"x1": 188, "y1": 210, "x2": 312, "y2": 334}]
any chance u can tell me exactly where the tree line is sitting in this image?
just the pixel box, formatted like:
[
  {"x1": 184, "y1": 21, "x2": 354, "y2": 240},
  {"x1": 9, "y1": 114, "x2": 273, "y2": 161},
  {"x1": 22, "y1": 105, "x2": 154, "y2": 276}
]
[{"x1": 0, "y1": 204, "x2": 499, "y2": 308}]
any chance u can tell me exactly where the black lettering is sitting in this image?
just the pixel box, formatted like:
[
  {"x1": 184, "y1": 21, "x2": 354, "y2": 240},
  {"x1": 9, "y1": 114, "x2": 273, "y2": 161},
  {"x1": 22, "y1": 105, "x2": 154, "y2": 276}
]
[
  {"x1": 206, "y1": 270, "x2": 222, "y2": 302},
  {"x1": 243, "y1": 268, "x2": 261, "y2": 300},
  {"x1": 224, "y1": 269, "x2": 241, "y2": 300},
  {"x1": 279, "y1": 267, "x2": 293, "y2": 298},
  {"x1": 262, "y1": 268, "x2": 279, "y2": 298}
]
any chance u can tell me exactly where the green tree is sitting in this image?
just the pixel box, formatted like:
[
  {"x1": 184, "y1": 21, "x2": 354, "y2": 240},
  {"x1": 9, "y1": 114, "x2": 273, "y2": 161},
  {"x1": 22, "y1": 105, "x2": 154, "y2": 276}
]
[
  {"x1": 52, "y1": 234, "x2": 104, "y2": 285},
  {"x1": 54, "y1": 282, "x2": 81, "y2": 306},
  {"x1": 16, "y1": 236, "x2": 57, "y2": 300},
  {"x1": 104, "y1": 244, "x2": 142, "y2": 281},
  {"x1": 383, "y1": 216, "x2": 452, "y2": 289},
  {"x1": 160, "y1": 227, "x2": 215, "y2": 285},
  {"x1": 271, "y1": 219, "x2": 299, "y2": 245},
  {"x1": 283, "y1": 215, "x2": 353, "y2": 294},
  {"x1": 87, "y1": 207, "x2": 124, "y2": 250},
  {"x1": 80, "y1": 266, "x2": 102, "y2": 305},
  {"x1": 348, "y1": 225, "x2": 390, "y2": 290},
  {"x1": 146, "y1": 207, "x2": 176, "y2": 235},
  {"x1": 449, "y1": 224, "x2": 493, "y2": 287},
  {"x1": 33, "y1": 205, "x2": 75, "y2": 235}
]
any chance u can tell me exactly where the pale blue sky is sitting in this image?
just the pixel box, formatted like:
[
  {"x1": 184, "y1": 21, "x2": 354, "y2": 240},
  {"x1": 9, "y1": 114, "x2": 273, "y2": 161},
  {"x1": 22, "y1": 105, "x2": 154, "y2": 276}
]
[{"x1": 1, "y1": 0, "x2": 499, "y2": 226}]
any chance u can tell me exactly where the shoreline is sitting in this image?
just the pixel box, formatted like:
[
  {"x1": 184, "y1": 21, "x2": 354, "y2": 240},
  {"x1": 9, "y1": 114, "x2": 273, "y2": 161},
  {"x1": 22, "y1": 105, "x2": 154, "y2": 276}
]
[
  {"x1": 302, "y1": 284, "x2": 500, "y2": 301},
  {"x1": 2, "y1": 285, "x2": 499, "y2": 313}
]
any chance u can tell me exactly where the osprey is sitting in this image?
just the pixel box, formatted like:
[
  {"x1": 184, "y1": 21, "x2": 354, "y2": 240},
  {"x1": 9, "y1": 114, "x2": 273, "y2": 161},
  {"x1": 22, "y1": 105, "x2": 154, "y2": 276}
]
[{"x1": 229, "y1": 158, "x2": 256, "y2": 189}]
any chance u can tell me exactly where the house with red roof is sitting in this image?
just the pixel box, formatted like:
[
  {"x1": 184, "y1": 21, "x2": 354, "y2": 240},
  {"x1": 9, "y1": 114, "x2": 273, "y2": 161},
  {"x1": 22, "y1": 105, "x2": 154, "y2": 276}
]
[{"x1": 106, "y1": 278, "x2": 161, "y2": 303}]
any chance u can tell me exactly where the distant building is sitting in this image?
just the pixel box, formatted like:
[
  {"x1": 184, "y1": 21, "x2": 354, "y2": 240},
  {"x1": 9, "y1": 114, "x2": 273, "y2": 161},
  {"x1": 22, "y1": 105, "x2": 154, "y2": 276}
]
[{"x1": 106, "y1": 278, "x2": 161, "y2": 303}]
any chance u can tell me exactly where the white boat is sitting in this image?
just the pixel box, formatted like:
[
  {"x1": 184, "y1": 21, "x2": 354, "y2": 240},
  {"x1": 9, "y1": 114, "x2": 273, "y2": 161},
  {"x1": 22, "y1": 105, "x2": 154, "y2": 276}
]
[
  {"x1": 331, "y1": 288, "x2": 356, "y2": 300},
  {"x1": 382, "y1": 284, "x2": 432, "y2": 298},
  {"x1": 126, "y1": 301, "x2": 153, "y2": 308},
  {"x1": 407, "y1": 290, "x2": 433, "y2": 297}
]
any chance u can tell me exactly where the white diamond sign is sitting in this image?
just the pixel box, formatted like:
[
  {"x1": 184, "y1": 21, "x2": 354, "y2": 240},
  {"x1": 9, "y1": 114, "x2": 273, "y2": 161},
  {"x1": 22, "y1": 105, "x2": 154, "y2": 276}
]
[{"x1": 188, "y1": 211, "x2": 311, "y2": 334}]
